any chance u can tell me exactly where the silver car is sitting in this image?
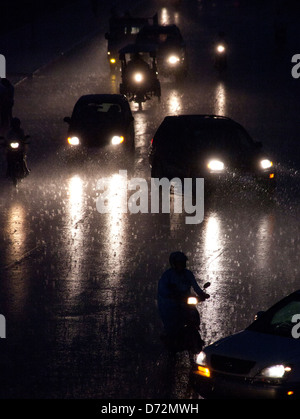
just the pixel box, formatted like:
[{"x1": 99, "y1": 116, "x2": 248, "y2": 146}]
[{"x1": 191, "y1": 290, "x2": 300, "y2": 399}]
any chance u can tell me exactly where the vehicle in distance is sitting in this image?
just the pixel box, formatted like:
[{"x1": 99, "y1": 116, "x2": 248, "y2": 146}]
[
  {"x1": 136, "y1": 24, "x2": 187, "y2": 80},
  {"x1": 191, "y1": 289, "x2": 300, "y2": 399},
  {"x1": 149, "y1": 115, "x2": 276, "y2": 193},
  {"x1": 105, "y1": 14, "x2": 157, "y2": 71}
]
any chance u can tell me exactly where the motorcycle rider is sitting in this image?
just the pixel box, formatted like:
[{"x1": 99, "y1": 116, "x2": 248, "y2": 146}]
[
  {"x1": 157, "y1": 252, "x2": 209, "y2": 341},
  {"x1": 6, "y1": 117, "x2": 30, "y2": 177},
  {"x1": 126, "y1": 52, "x2": 151, "y2": 76}
]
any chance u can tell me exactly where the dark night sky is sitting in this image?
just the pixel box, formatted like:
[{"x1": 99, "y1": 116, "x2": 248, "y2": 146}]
[{"x1": 2, "y1": 0, "x2": 79, "y2": 35}]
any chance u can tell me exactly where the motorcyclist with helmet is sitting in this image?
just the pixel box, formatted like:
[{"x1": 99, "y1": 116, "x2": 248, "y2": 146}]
[{"x1": 157, "y1": 251, "x2": 209, "y2": 348}]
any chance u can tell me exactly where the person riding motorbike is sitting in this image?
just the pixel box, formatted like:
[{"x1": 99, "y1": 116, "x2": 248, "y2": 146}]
[
  {"x1": 157, "y1": 252, "x2": 209, "y2": 346},
  {"x1": 125, "y1": 52, "x2": 152, "y2": 78},
  {"x1": 5, "y1": 117, "x2": 30, "y2": 177}
]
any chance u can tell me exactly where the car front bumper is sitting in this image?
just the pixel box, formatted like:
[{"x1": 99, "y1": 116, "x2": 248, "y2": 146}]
[{"x1": 190, "y1": 369, "x2": 300, "y2": 399}]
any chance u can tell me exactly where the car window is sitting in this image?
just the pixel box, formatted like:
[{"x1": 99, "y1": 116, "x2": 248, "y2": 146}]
[
  {"x1": 247, "y1": 295, "x2": 300, "y2": 338},
  {"x1": 190, "y1": 124, "x2": 253, "y2": 153},
  {"x1": 73, "y1": 102, "x2": 122, "y2": 118}
]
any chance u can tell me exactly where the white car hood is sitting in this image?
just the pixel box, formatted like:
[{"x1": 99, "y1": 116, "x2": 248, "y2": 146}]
[{"x1": 205, "y1": 330, "x2": 300, "y2": 376}]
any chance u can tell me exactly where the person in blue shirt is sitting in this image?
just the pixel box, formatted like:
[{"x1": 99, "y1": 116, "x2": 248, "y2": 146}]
[{"x1": 157, "y1": 251, "x2": 209, "y2": 337}]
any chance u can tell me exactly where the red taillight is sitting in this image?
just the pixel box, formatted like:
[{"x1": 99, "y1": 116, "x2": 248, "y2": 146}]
[{"x1": 151, "y1": 138, "x2": 153, "y2": 145}]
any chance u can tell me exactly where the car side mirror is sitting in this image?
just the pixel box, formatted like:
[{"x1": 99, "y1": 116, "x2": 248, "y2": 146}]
[
  {"x1": 254, "y1": 311, "x2": 265, "y2": 320},
  {"x1": 64, "y1": 117, "x2": 71, "y2": 124}
]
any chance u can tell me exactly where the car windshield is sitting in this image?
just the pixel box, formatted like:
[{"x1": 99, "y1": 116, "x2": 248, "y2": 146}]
[
  {"x1": 190, "y1": 124, "x2": 254, "y2": 153},
  {"x1": 155, "y1": 119, "x2": 254, "y2": 155},
  {"x1": 247, "y1": 294, "x2": 300, "y2": 338},
  {"x1": 73, "y1": 102, "x2": 122, "y2": 122},
  {"x1": 139, "y1": 29, "x2": 180, "y2": 44}
]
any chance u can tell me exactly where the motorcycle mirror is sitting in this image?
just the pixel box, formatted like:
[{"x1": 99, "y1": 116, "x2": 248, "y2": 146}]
[{"x1": 203, "y1": 282, "x2": 211, "y2": 289}]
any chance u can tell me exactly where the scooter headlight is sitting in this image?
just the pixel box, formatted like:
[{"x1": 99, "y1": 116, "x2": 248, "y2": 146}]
[
  {"x1": 133, "y1": 72, "x2": 143, "y2": 83},
  {"x1": 10, "y1": 142, "x2": 20, "y2": 149},
  {"x1": 111, "y1": 135, "x2": 124, "y2": 145},
  {"x1": 187, "y1": 296, "x2": 198, "y2": 305},
  {"x1": 168, "y1": 55, "x2": 180, "y2": 65},
  {"x1": 217, "y1": 44, "x2": 225, "y2": 53},
  {"x1": 68, "y1": 136, "x2": 80, "y2": 146}
]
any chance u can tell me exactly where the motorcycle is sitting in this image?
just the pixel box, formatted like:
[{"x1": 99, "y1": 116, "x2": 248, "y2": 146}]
[
  {"x1": 160, "y1": 282, "x2": 210, "y2": 356},
  {"x1": 0, "y1": 135, "x2": 30, "y2": 186},
  {"x1": 214, "y1": 42, "x2": 227, "y2": 72},
  {"x1": 119, "y1": 44, "x2": 161, "y2": 110}
]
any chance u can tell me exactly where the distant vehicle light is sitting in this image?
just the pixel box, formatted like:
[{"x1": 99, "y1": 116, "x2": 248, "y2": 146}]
[
  {"x1": 110, "y1": 58, "x2": 116, "y2": 64},
  {"x1": 68, "y1": 136, "x2": 80, "y2": 146},
  {"x1": 260, "y1": 159, "x2": 273, "y2": 169},
  {"x1": 10, "y1": 142, "x2": 20, "y2": 149},
  {"x1": 207, "y1": 159, "x2": 225, "y2": 171},
  {"x1": 112, "y1": 135, "x2": 124, "y2": 145},
  {"x1": 217, "y1": 44, "x2": 225, "y2": 53},
  {"x1": 168, "y1": 55, "x2": 180, "y2": 64},
  {"x1": 133, "y1": 72, "x2": 143, "y2": 83}
]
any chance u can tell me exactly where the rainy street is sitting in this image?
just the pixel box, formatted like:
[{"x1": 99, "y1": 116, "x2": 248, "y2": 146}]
[{"x1": 1, "y1": 0, "x2": 300, "y2": 400}]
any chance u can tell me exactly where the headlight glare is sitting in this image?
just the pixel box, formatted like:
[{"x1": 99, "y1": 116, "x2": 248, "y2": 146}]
[
  {"x1": 196, "y1": 351, "x2": 207, "y2": 366},
  {"x1": 260, "y1": 159, "x2": 273, "y2": 169},
  {"x1": 168, "y1": 55, "x2": 180, "y2": 64},
  {"x1": 133, "y1": 72, "x2": 143, "y2": 83},
  {"x1": 258, "y1": 365, "x2": 291, "y2": 379},
  {"x1": 207, "y1": 159, "x2": 225, "y2": 171},
  {"x1": 68, "y1": 136, "x2": 80, "y2": 146},
  {"x1": 10, "y1": 142, "x2": 20, "y2": 149},
  {"x1": 187, "y1": 296, "x2": 198, "y2": 305},
  {"x1": 112, "y1": 135, "x2": 124, "y2": 145},
  {"x1": 217, "y1": 44, "x2": 225, "y2": 53}
]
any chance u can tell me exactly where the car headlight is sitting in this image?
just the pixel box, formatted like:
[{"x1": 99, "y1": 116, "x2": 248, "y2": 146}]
[
  {"x1": 133, "y1": 72, "x2": 143, "y2": 83},
  {"x1": 68, "y1": 136, "x2": 80, "y2": 146},
  {"x1": 168, "y1": 55, "x2": 180, "y2": 65},
  {"x1": 195, "y1": 351, "x2": 207, "y2": 366},
  {"x1": 260, "y1": 159, "x2": 273, "y2": 169},
  {"x1": 207, "y1": 159, "x2": 225, "y2": 171},
  {"x1": 111, "y1": 135, "x2": 124, "y2": 145},
  {"x1": 10, "y1": 142, "x2": 20, "y2": 149},
  {"x1": 255, "y1": 365, "x2": 292, "y2": 383}
]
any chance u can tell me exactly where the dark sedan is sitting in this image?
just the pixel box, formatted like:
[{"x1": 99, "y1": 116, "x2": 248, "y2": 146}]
[
  {"x1": 63, "y1": 94, "x2": 135, "y2": 152},
  {"x1": 149, "y1": 115, "x2": 276, "y2": 193}
]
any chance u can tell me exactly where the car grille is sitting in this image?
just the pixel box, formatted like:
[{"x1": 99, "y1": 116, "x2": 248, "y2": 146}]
[{"x1": 210, "y1": 354, "x2": 256, "y2": 375}]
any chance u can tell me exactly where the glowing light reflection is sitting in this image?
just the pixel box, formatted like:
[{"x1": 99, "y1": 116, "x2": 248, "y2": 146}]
[{"x1": 214, "y1": 82, "x2": 227, "y2": 116}]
